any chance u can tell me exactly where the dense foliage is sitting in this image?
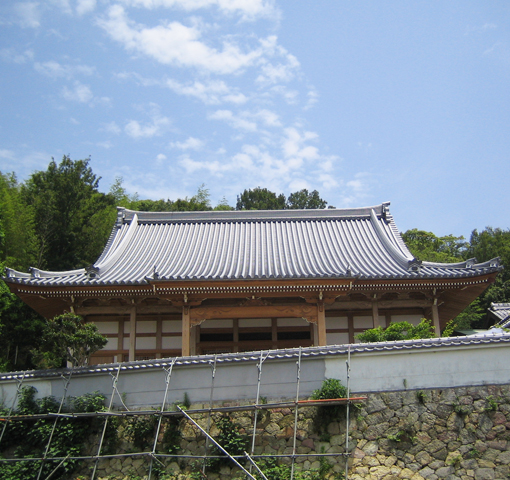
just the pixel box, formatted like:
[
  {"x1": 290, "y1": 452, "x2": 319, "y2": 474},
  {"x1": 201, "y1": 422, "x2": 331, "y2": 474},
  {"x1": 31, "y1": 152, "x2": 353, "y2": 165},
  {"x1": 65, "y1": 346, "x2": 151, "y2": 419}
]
[
  {"x1": 402, "y1": 228, "x2": 510, "y2": 329},
  {"x1": 32, "y1": 313, "x2": 108, "y2": 369},
  {"x1": 0, "y1": 386, "x2": 107, "y2": 480},
  {"x1": 356, "y1": 319, "x2": 436, "y2": 343}
]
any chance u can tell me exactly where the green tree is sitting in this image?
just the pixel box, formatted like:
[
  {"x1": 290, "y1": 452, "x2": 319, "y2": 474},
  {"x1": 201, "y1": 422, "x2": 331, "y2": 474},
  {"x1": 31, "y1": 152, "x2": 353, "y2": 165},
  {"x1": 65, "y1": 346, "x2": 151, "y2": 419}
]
[
  {"x1": 236, "y1": 187, "x2": 286, "y2": 210},
  {"x1": 21, "y1": 156, "x2": 116, "y2": 270},
  {"x1": 32, "y1": 313, "x2": 107, "y2": 369},
  {"x1": 401, "y1": 229, "x2": 467, "y2": 263},
  {"x1": 0, "y1": 172, "x2": 38, "y2": 271},
  {"x1": 0, "y1": 280, "x2": 46, "y2": 372},
  {"x1": 456, "y1": 227, "x2": 510, "y2": 328},
  {"x1": 356, "y1": 319, "x2": 436, "y2": 343},
  {"x1": 286, "y1": 189, "x2": 327, "y2": 209}
]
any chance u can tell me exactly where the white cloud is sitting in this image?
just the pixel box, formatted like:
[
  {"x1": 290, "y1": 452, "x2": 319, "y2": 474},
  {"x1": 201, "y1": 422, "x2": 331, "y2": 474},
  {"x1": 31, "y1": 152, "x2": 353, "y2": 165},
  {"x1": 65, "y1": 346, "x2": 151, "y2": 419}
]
[
  {"x1": 62, "y1": 81, "x2": 94, "y2": 103},
  {"x1": 0, "y1": 150, "x2": 50, "y2": 179},
  {"x1": 0, "y1": 149, "x2": 16, "y2": 161},
  {"x1": 255, "y1": 37, "x2": 300, "y2": 84},
  {"x1": 318, "y1": 173, "x2": 338, "y2": 190},
  {"x1": 179, "y1": 155, "x2": 230, "y2": 174},
  {"x1": 253, "y1": 109, "x2": 281, "y2": 127},
  {"x1": 96, "y1": 140, "x2": 114, "y2": 149},
  {"x1": 305, "y1": 88, "x2": 318, "y2": 110},
  {"x1": 282, "y1": 127, "x2": 319, "y2": 161},
  {"x1": 34, "y1": 61, "x2": 95, "y2": 79},
  {"x1": 155, "y1": 153, "x2": 167, "y2": 165},
  {"x1": 166, "y1": 78, "x2": 247, "y2": 105},
  {"x1": 76, "y1": 0, "x2": 96, "y2": 15},
  {"x1": 102, "y1": 121, "x2": 122, "y2": 134},
  {"x1": 209, "y1": 109, "x2": 257, "y2": 132},
  {"x1": 14, "y1": 2, "x2": 41, "y2": 28},
  {"x1": 269, "y1": 85, "x2": 299, "y2": 104},
  {"x1": 97, "y1": 5, "x2": 265, "y2": 74},
  {"x1": 0, "y1": 48, "x2": 34, "y2": 64},
  {"x1": 170, "y1": 137, "x2": 204, "y2": 150},
  {"x1": 118, "y1": 0, "x2": 277, "y2": 20},
  {"x1": 125, "y1": 115, "x2": 172, "y2": 138}
]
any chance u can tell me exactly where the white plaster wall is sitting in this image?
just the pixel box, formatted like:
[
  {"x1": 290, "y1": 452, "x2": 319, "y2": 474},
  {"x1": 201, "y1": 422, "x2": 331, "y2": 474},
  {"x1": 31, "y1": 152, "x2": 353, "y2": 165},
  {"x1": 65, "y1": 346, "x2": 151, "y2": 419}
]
[
  {"x1": 136, "y1": 337, "x2": 156, "y2": 349},
  {"x1": 327, "y1": 317, "x2": 348, "y2": 328},
  {"x1": 2, "y1": 338, "x2": 510, "y2": 409},
  {"x1": 162, "y1": 321, "x2": 182, "y2": 333},
  {"x1": 105, "y1": 337, "x2": 118, "y2": 350},
  {"x1": 137, "y1": 321, "x2": 157, "y2": 333},
  {"x1": 162, "y1": 336, "x2": 182, "y2": 349},
  {"x1": 327, "y1": 332, "x2": 349, "y2": 345},
  {"x1": 325, "y1": 342, "x2": 510, "y2": 392},
  {"x1": 354, "y1": 316, "x2": 376, "y2": 328},
  {"x1": 95, "y1": 322, "x2": 119, "y2": 334}
]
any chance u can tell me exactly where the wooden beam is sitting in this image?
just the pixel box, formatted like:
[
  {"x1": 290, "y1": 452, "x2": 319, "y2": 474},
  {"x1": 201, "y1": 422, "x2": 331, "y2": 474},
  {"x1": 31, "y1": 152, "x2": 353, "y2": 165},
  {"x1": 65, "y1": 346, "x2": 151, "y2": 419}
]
[
  {"x1": 182, "y1": 306, "x2": 191, "y2": 356},
  {"x1": 317, "y1": 302, "x2": 327, "y2": 346},
  {"x1": 372, "y1": 296, "x2": 380, "y2": 328},
  {"x1": 129, "y1": 306, "x2": 136, "y2": 362},
  {"x1": 191, "y1": 304, "x2": 317, "y2": 323},
  {"x1": 431, "y1": 299, "x2": 441, "y2": 337}
]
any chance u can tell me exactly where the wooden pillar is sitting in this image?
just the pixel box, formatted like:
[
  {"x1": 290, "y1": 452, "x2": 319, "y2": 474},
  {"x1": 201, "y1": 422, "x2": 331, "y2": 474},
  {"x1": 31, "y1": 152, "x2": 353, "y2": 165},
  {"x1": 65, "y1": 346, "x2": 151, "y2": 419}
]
[
  {"x1": 233, "y1": 319, "x2": 239, "y2": 353},
  {"x1": 129, "y1": 306, "x2": 137, "y2": 362},
  {"x1": 272, "y1": 318, "x2": 278, "y2": 349},
  {"x1": 317, "y1": 302, "x2": 327, "y2": 346},
  {"x1": 182, "y1": 306, "x2": 191, "y2": 356},
  {"x1": 348, "y1": 313, "x2": 355, "y2": 344},
  {"x1": 190, "y1": 326, "x2": 197, "y2": 355},
  {"x1": 372, "y1": 295, "x2": 380, "y2": 328},
  {"x1": 156, "y1": 317, "x2": 162, "y2": 359},
  {"x1": 118, "y1": 319, "x2": 125, "y2": 363},
  {"x1": 431, "y1": 299, "x2": 441, "y2": 337}
]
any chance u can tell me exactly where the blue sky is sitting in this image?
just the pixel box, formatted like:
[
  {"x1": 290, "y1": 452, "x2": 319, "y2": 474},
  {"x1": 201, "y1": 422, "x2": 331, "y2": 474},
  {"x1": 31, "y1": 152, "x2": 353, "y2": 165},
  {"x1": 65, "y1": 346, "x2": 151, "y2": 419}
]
[{"x1": 0, "y1": 1, "x2": 508, "y2": 239}]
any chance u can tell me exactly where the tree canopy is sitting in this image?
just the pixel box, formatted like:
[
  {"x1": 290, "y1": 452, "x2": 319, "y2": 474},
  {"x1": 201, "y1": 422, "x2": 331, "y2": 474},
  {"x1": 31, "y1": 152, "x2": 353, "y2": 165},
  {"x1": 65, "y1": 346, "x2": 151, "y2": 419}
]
[
  {"x1": 32, "y1": 313, "x2": 107, "y2": 369},
  {"x1": 236, "y1": 187, "x2": 328, "y2": 210},
  {"x1": 356, "y1": 319, "x2": 436, "y2": 342},
  {"x1": 21, "y1": 156, "x2": 116, "y2": 271}
]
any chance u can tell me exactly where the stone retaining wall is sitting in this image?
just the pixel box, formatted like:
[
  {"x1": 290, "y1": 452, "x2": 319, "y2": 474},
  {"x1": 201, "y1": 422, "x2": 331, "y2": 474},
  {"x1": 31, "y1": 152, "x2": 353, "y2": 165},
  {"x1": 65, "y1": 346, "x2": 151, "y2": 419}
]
[{"x1": 86, "y1": 383, "x2": 510, "y2": 480}]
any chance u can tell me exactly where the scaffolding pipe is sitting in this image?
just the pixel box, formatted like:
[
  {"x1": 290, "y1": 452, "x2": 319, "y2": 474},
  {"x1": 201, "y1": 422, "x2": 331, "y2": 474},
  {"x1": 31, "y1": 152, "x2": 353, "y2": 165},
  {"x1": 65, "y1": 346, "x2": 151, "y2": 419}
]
[
  {"x1": 290, "y1": 347, "x2": 302, "y2": 480},
  {"x1": 91, "y1": 365, "x2": 122, "y2": 480},
  {"x1": 148, "y1": 358, "x2": 177, "y2": 480},
  {"x1": 244, "y1": 451, "x2": 269, "y2": 480},
  {"x1": 177, "y1": 406, "x2": 258, "y2": 480},
  {"x1": 0, "y1": 370, "x2": 26, "y2": 447},
  {"x1": 202, "y1": 354, "x2": 217, "y2": 476},
  {"x1": 249, "y1": 350, "x2": 268, "y2": 474},
  {"x1": 345, "y1": 344, "x2": 351, "y2": 480},
  {"x1": 37, "y1": 372, "x2": 73, "y2": 480}
]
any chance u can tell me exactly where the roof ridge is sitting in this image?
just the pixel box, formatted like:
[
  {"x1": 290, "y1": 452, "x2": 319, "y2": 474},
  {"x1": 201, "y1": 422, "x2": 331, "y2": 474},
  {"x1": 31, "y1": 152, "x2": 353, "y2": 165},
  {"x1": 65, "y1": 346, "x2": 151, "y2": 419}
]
[{"x1": 118, "y1": 203, "x2": 389, "y2": 224}]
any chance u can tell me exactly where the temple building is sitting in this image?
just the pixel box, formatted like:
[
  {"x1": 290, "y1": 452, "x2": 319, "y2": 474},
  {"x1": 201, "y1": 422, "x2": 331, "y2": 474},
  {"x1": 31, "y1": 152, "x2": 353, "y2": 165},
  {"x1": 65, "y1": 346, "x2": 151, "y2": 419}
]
[{"x1": 4, "y1": 203, "x2": 501, "y2": 365}]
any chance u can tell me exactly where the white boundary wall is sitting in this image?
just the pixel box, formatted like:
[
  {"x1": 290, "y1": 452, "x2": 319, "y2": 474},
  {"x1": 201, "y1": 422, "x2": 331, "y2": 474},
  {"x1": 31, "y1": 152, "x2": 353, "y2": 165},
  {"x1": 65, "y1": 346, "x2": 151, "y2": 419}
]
[{"x1": 1, "y1": 334, "x2": 510, "y2": 409}]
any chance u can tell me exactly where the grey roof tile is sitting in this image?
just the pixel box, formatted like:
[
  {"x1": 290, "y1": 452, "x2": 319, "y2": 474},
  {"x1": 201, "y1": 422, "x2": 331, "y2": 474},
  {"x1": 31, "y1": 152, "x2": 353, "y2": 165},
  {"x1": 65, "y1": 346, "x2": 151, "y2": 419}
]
[{"x1": 4, "y1": 203, "x2": 502, "y2": 286}]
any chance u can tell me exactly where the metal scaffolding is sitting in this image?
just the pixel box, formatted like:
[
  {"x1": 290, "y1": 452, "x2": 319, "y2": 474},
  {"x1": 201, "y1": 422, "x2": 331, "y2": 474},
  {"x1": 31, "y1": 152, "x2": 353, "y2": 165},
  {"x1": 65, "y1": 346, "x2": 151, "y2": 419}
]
[{"x1": 0, "y1": 349, "x2": 364, "y2": 480}]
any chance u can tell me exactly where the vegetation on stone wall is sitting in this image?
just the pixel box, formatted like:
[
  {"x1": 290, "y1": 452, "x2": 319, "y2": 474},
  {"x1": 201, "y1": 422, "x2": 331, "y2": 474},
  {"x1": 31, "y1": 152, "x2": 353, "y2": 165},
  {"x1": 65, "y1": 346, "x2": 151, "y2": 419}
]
[
  {"x1": 2, "y1": 381, "x2": 510, "y2": 479},
  {"x1": 0, "y1": 386, "x2": 108, "y2": 480}
]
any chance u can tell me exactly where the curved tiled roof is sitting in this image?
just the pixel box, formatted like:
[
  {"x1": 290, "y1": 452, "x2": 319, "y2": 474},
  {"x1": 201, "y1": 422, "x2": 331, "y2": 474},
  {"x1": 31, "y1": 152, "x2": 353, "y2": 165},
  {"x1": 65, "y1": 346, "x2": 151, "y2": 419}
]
[
  {"x1": 4, "y1": 202, "x2": 502, "y2": 287},
  {"x1": 489, "y1": 303, "x2": 510, "y2": 328}
]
